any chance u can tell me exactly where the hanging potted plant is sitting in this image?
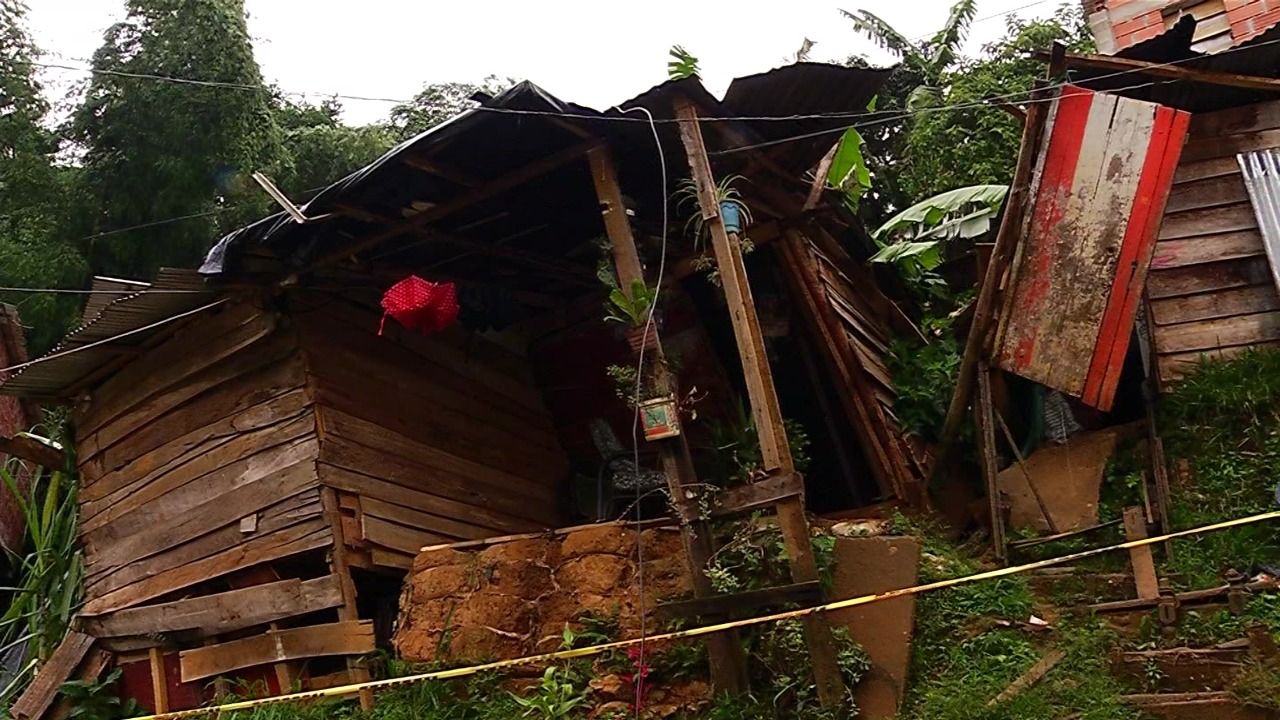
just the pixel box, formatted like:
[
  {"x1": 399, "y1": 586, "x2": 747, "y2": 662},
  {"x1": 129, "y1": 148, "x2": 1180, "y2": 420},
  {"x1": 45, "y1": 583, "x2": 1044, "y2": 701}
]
[
  {"x1": 604, "y1": 279, "x2": 660, "y2": 353},
  {"x1": 675, "y1": 175, "x2": 755, "y2": 285}
]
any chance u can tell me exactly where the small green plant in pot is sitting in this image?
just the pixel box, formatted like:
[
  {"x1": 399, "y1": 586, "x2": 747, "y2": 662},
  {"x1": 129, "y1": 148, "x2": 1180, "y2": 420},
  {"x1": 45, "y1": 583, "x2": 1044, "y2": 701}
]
[{"x1": 604, "y1": 279, "x2": 659, "y2": 353}]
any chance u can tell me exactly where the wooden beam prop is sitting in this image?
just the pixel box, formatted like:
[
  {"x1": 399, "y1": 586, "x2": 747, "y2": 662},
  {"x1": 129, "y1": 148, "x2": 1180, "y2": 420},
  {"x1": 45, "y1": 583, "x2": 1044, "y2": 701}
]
[
  {"x1": 932, "y1": 84, "x2": 1050, "y2": 483},
  {"x1": 178, "y1": 621, "x2": 375, "y2": 682},
  {"x1": 976, "y1": 365, "x2": 1008, "y2": 564},
  {"x1": 1053, "y1": 50, "x2": 1280, "y2": 93},
  {"x1": 148, "y1": 647, "x2": 170, "y2": 714},
  {"x1": 0, "y1": 434, "x2": 64, "y2": 469},
  {"x1": 11, "y1": 631, "x2": 95, "y2": 720},
  {"x1": 674, "y1": 96, "x2": 846, "y2": 709},
  {"x1": 315, "y1": 138, "x2": 600, "y2": 269},
  {"x1": 80, "y1": 575, "x2": 344, "y2": 638},
  {"x1": 586, "y1": 144, "x2": 749, "y2": 694},
  {"x1": 321, "y1": 488, "x2": 375, "y2": 710}
]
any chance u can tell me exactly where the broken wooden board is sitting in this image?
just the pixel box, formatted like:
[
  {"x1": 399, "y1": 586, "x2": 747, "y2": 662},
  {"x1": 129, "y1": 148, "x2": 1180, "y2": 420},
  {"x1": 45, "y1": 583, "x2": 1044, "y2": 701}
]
[
  {"x1": 996, "y1": 429, "x2": 1118, "y2": 533},
  {"x1": 178, "y1": 620, "x2": 374, "y2": 682},
  {"x1": 11, "y1": 631, "x2": 95, "y2": 720},
  {"x1": 80, "y1": 575, "x2": 344, "y2": 638},
  {"x1": 995, "y1": 85, "x2": 1190, "y2": 410}
]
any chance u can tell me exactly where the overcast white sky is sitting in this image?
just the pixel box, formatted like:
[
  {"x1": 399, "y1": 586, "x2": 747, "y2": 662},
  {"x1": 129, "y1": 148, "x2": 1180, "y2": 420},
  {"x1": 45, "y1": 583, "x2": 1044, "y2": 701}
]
[{"x1": 28, "y1": 0, "x2": 1064, "y2": 125}]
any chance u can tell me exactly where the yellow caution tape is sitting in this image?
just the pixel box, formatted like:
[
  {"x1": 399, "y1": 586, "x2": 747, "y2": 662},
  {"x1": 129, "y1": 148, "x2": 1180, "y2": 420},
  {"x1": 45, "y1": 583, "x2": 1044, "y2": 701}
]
[{"x1": 134, "y1": 509, "x2": 1280, "y2": 720}]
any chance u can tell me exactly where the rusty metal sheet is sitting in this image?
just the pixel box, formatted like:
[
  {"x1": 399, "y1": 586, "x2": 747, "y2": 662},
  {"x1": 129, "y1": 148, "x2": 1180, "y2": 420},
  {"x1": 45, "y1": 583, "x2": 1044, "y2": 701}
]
[{"x1": 995, "y1": 85, "x2": 1190, "y2": 410}]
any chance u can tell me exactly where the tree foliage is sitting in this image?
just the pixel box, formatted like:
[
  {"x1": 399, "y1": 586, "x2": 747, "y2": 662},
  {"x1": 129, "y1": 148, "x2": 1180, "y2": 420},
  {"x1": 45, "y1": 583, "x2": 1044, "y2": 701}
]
[
  {"x1": 274, "y1": 97, "x2": 395, "y2": 200},
  {"x1": 388, "y1": 76, "x2": 512, "y2": 141},
  {"x1": 65, "y1": 0, "x2": 288, "y2": 280},
  {"x1": 0, "y1": 1, "x2": 87, "y2": 351},
  {"x1": 898, "y1": 5, "x2": 1094, "y2": 200},
  {"x1": 842, "y1": 0, "x2": 977, "y2": 109}
]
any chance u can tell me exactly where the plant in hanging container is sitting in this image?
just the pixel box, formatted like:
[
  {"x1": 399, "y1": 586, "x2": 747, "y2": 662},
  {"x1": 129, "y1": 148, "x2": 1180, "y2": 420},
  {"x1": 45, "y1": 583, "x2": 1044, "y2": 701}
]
[
  {"x1": 604, "y1": 279, "x2": 660, "y2": 352},
  {"x1": 675, "y1": 175, "x2": 754, "y2": 286}
]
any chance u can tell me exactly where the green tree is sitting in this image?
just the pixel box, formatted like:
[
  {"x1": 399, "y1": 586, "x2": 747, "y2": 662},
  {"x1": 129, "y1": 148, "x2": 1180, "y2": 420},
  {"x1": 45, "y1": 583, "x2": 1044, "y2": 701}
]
[
  {"x1": 274, "y1": 97, "x2": 395, "y2": 200},
  {"x1": 900, "y1": 5, "x2": 1093, "y2": 199},
  {"x1": 842, "y1": 0, "x2": 977, "y2": 109},
  {"x1": 387, "y1": 76, "x2": 512, "y2": 141},
  {"x1": 66, "y1": 0, "x2": 288, "y2": 280},
  {"x1": 0, "y1": 1, "x2": 88, "y2": 352}
]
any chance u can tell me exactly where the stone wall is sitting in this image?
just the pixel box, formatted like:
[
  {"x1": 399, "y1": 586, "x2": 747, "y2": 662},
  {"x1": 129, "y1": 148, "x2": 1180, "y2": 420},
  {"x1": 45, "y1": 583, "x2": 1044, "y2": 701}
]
[{"x1": 393, "y1": 523, "x2": 921, "y2": 719}]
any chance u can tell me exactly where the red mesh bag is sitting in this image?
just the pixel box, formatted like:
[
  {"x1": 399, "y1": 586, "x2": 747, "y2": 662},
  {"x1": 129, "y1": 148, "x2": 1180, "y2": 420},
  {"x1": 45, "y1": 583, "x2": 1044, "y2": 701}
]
[{"x1": 379, "y1": 276, "x2": 459, "y2": 335}]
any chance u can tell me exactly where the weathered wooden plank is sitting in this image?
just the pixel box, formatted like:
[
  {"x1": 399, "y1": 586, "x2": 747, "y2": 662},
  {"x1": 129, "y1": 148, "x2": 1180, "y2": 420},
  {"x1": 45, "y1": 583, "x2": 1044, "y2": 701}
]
[
  {"x1": 318, "y1": 463, "x2": 541, "y2": 535},
  {"x1": 1165, "y1": 173, "x2": 1247, "y2": 214},
  {"x1": 76, "y1": 300, "x2": 267, "y2": 436},
  {"x1": 83, "y1": 428, "x2": 318, "y2": 546},
  {"x1": 87, "y1": 459, "x2": 319, "y2": 572},
  {"x1": 658, "y1": 581, "x2": 822, "y2": 620},
  {"x1": 1189, "y1": 99, "x2": 1280, "y2": 139},
  {"x1": 1150, "y1": 230, "x2": 1264, "y2": 269},
  {"x1": 82, "y1": 575, "x2": 343, "y2": 638},
  {"x1": 360, "y1": 496, "x2": 491, "y2": 542},
  {"x1": 1174, "y1": 156, "x2": 1243, "y2": 185},
  {"x1": 179, "y1": 621, "x2": 374, "y2": 682},
  {"x1": 297, "y1": 294, "x2": 545, "y2": 410},
  {"x1": 82, "y1": 356, "x2": 307, "y2": 489},
  {"x1": 1158, "y1": 202, "x2": 1257, "y2": 241},
  {"x1": 11, "y1": 632, "x2": 95, "y2": 720},
  {"x1": 1180, "y1": 127, "x2": 1280, "y2": 164},
  {"x1": 81, "y1": 522, "x2": 331, "y2": 616},
  {"x1": 707, "y1": 473, "x2": 804, "y2": 518},
  {"x1": 369, "y1": 548, "x2": 413, "y2": 570},
  {"x1": 1154, "y1": 310, "x2": 1280, "y2": 354},
  {"x1": 0, "y1": 434, "x2": 63, "y2": 470},
  {"x1": 362, "y1": 516, "x2": 451, "y2": 555},
  {"x1": 86, "y1": 492, "x2": 323, "y2": 597},
  {"x1": 1123, "y1": 507, "x2": 1159, "y2": 600},
  {"x1": 318, "y1": 407, "x2": 559, "y2": 518},
  {"x1": 81, "y1": 397, "x2": 313, "y2": 529},
  {"x1": 1147, "y1": 256, "x2": 1273, "y2": 299},
  {"x1": 1150, "y1": 285, "x2": 1280, "y2": 326},
  {"x1": 78, "y1": 329, "x2": 296, "y2": 463},
  {"x1": 1159, "y1": 341, "x2": 1280, "y2": 382}
]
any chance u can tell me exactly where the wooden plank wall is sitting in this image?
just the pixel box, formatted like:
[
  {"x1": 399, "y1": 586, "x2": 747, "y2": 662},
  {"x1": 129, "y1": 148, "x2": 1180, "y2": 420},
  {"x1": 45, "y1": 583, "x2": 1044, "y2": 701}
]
[
  {"x1": 1149, "y1": 100, "x2": 1280, "y2": 384},
  {"x1": 74, "y1": 299, "x2": 329, "y2": 618},
  {"x1": 294, "y1": 295, "x2": 569, "y2": 569},
  {"x1": 795, "y1": 234, "x2": 927, "y2": 495}
]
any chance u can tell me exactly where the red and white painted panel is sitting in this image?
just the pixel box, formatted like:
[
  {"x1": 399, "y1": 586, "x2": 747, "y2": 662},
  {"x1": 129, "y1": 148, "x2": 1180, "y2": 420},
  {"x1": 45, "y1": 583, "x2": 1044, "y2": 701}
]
[{"x1": 995, "y1": 85, "x2": 1190, "y2": 411}]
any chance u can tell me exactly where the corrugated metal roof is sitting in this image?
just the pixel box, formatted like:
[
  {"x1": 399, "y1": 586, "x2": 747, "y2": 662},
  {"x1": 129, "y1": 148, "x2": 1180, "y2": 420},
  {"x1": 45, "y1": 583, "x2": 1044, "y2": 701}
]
[
  {"x1": 82, "y1": 276, "x2": 152, "y2": 323},
  {"x1": 1, "y1": 269, "x2": 213, "y2": 398},
  {"x1": 1238, "y1": 149, "x2": 1280, "y2": 292},
  {"x1": 1075, "y1": 15, "x2": 1280, "y2": 113}
]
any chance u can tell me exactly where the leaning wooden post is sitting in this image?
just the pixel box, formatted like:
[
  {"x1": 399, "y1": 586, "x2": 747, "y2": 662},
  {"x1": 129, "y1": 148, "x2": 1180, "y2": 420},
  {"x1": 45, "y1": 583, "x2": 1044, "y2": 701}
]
[
  {"x1": 672, "y1": 96, "x2": 846, "y2": 708},
  {"x1": 320, "y1": 487, "x2": 375, "y2": 710},
  {"x1": 931, "y1": 82, "x2": 1050, "y2": 484},
  {"x1": 587, "y1": 145, "x2": 749, "y2": 694}
]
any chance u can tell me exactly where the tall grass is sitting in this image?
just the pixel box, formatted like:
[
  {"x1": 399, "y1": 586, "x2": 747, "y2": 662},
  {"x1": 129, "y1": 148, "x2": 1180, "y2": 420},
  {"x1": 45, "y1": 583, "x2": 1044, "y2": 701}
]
[{"x1": 0, "y1": 433, "x2": 81, "y2": 708}]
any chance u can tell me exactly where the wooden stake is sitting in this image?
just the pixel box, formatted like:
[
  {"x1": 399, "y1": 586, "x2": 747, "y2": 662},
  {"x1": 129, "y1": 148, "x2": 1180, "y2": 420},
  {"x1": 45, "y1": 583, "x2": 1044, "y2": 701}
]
[
  {"x1": 1123, "y1": 506, "x2": 1160, "y2": 600},
  {"x1": 977, "y1": 364, "x2": 1007, "y2": 563},
  {"x1": 673, "y1": 97, "x2": 845, "y2": 708},
  {"x1": 587, "y1": 145, "x2": 749, "y2": 694},
  {"x1": 148, "y1": 647, "x2": 169, "y2": 714},
  {"x1": 321, "y1": 488, "x2": 375, "y2": 711}
]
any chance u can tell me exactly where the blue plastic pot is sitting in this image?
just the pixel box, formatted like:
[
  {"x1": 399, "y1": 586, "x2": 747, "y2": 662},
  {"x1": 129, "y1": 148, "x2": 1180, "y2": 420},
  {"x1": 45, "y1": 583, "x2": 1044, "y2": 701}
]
[{"x1": 721, "y1": 201, "x2": 743, "y2": 234}]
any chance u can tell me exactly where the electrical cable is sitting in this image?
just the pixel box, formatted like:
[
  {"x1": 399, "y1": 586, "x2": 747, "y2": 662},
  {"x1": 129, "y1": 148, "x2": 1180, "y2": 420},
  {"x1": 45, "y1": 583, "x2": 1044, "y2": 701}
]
[
  {"x1": 128, "y1": 508, "x2": 1280, "y2": 720},
  {"x1": 613, "y1": 101, "x2": 667, "y2": 720}
]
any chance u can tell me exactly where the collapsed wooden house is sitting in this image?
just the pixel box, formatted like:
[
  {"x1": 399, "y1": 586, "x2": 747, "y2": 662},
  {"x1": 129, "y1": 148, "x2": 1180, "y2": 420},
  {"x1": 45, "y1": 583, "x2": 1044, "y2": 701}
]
[{"x1": 2, "y1": 65, "x2": 932, "y2": 715}]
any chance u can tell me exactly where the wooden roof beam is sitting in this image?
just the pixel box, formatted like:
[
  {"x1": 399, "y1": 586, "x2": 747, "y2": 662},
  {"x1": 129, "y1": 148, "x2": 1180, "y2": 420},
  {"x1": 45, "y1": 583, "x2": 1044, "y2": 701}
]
[
  {"x1": 1052, "y1": 50, "x2": 1280, "y2": 93},
  {"x1": 314, "y1": 138, "x2": 601, "y2": 269},
  {"x1": 400, "y1": 155, "x2": 481, "y2": 187}
]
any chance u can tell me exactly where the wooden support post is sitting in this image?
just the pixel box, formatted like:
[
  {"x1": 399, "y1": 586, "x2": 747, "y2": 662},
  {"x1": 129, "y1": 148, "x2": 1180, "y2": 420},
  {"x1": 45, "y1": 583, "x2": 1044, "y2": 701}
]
[
  {"x1": 976, "y1": 364, "x2": 1007, "y2": 563},
  {"x1": 587, "y1": 145, "x2": 749, "y2": 694},
  {"x1": 321, "y1": 487, "x2": 375, "y2": 711},
  {"x1": 673, "y1": 97, "x2": 845, "y2": 708},
  {"x1": 1124, "y1": 506, "x2": 1160, "y2": 600},
  {"x1": 933, "y1": 82, "x2": 1050, "y2": 483},
  {"x1": 148, "y1": 647, "x2": 169, "y2": 714}
]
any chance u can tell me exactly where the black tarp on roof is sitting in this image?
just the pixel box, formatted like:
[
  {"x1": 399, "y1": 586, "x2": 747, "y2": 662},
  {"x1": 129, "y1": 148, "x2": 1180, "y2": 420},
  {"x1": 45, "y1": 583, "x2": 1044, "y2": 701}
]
[{"x1": 201, "y1": 65, "x2": 891, "y2": 284}]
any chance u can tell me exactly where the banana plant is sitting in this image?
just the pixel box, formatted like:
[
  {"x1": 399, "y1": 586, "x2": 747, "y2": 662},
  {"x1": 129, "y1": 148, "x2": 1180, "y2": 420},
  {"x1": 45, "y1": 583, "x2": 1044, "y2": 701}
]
[{"x1": 869, "y1": 183, "x2": 1008, "y2": 273}]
